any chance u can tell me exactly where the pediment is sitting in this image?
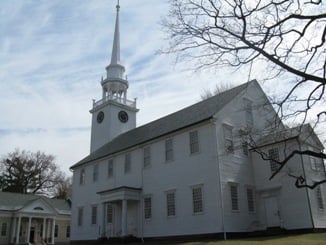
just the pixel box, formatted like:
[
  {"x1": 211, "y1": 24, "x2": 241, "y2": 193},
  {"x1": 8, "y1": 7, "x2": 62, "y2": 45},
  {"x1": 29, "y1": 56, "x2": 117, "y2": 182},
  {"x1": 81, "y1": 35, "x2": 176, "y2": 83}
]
[{"x1": 19, "y1": 198, "x2": 57, "y2": 215}]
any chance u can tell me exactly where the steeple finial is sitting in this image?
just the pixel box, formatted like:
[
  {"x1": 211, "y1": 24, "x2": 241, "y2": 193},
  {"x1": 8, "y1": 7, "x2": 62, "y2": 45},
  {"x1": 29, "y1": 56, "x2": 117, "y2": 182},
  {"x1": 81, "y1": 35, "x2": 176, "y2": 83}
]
[{"x1": 110, "y1": 0, "x2": 121, "y2": 65}]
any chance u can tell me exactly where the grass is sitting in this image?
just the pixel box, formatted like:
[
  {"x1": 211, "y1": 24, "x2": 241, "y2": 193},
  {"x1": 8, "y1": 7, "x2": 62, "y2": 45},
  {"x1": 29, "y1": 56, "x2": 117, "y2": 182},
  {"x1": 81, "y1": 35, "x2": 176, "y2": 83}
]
[{"x1": 144, "y1": 233, "x2": 326, "y2": 245}]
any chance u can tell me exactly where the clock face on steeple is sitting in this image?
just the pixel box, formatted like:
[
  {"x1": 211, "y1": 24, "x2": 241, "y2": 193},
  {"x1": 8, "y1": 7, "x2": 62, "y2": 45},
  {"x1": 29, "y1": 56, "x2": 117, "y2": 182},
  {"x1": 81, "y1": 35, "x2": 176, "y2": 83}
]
[
  {"x1": 118, "y1": 111, "x2": 128, "y2": 123},
  {"x1": 97, "y1": 111, "x2": 104, "y2": 123}
]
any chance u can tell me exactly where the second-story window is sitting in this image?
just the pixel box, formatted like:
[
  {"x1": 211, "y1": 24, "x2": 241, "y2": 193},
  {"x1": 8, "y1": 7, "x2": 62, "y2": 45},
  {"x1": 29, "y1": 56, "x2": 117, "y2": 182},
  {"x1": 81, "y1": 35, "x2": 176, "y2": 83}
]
[
  {"x1": 165, "y1": 138, "x2": 174, "y2": 162},
  {"x1": 223, "y1": 125, "x2": 234, "y2": 153},
  {"x1": 125, "y1": 153, "x2": 131, "y2": 173},
  {"x1": 108, "y1": 159, "x2": 114, "y2": 178},
  {"x1": 143, "y1": 146, "x2": 151, "y2": 168},
  {"x1": 189, "y1": 131, "x2": 199, "y2": 154},
  {"x1": 93, "y1": 164, "x2": 99, "y2": 182},
  {"x1": 80, "y1": 169, "x2": 85, "y2": 185},
  {"x1": 268, "y1": 148, "x2": 279, "y2": 173},
  {"x1": 243, "y1": 98, "x2": 253, "y2": 127}
]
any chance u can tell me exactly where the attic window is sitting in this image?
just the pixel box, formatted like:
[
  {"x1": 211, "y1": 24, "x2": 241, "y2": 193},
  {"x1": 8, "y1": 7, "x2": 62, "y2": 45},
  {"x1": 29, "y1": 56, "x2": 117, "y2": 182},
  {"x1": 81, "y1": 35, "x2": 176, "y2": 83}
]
[{"x1": 34, "y1": 207, "x2": 44, "y2": 211}]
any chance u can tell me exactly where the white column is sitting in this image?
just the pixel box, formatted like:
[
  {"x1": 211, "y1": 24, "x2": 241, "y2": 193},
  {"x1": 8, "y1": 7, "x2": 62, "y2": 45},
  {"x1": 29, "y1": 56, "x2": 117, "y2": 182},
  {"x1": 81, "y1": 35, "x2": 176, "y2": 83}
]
[
  {"x1": 121, "y1": 199, "x2": 127, "y2": 237},
  {"x1": 102, "y1": 203, "x2": 106, "y2": 237},
  {"x1": 11, "y1": 217, "x2": 17, "y2": 243},
  {"x1": 26, "y1": 217, "x2": 32, "y2": 243},
  {"x1": 15, "y1": 216, "x2": 21, "y2": 245},
  {"x1": 51, "y1": 218, "x2": 56, "y2": 244},
  {"x1": 42, "y1": 218, "x2": 46, "y2": 242}
]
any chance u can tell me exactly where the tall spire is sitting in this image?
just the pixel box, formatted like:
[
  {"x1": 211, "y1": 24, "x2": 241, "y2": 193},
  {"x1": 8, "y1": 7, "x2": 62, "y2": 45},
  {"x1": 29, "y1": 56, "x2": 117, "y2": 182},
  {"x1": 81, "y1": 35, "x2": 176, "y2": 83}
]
[
  {"x1": 110, "y1": 1, "x2": 120, "y2": 65},
  {"x1": 100, "y1": 1, "x2": 129, "y2": 103}
]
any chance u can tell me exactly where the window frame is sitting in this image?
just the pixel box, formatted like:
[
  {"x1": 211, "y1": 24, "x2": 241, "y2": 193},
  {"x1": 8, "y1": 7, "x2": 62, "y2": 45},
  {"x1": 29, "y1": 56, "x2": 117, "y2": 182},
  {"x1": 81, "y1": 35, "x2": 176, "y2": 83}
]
[
  {"x1": 108, "y1": 159, "x2": 114, "y2": 178},
  {"x1": 268, "y1": 148, "x2": 280, "y2": 173},
  {"x1": 124, "y1": 153, "x2": 131, "y2": 174},
  {"x1": 77, "y1": 207, "x2": 83, "y2": 226},
  {"x1": 223, "y1": 125, "x2": 234, "y2": 153},
  {"x1": 66, "y1": 225, "x2": 70, "y2": 238},
  {"x1": 144, "y1": 196, "x2": 152, "y2": 220},
  {"x1": 91, "y1": 205, "x2": 97, "y2": 225},
  {"x1": 246, "y1": 187, "x2": 255, "y2": 213},
  {"x1": 79, "y1": 169, "x2": 85, "y2": 185},
  {"x1": 1, "y1": 223, "x2": 7, "y2": 237},
  {"x1": 316, "y1": 185, "x2": 324, "y2": 211},
  {"x1": 230, "y1": 184, "x2": 239, "y2": 212},
  {"x1": 93, "y1": 164, "x2": 99, "y2": 182},
  {"x1": 166, "y1": 190, "x2": 176, "y2": 217},
  {"x1": 189, "y1": 130, "x2": 200, "y2": 154},
  {"x1": 143, "y1": 146, "x2": 151, "y2": 168},
  {"x1": 165, "y1": 138, "x2": 174, "y2": 162},
  {"x1": 192, "y1": 185, "x2": 204, "y2": 214}
]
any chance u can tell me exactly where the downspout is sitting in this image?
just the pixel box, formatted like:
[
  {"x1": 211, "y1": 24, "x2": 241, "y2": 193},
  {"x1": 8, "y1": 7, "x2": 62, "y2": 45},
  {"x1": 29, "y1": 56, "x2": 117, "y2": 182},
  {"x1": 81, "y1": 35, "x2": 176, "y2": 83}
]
[
  {"x1": 212, "y1": 118, "x2": 227, "y2": 240},
  {"x1": 297, "y1": 138, "x2": 315, "y2": 229}
]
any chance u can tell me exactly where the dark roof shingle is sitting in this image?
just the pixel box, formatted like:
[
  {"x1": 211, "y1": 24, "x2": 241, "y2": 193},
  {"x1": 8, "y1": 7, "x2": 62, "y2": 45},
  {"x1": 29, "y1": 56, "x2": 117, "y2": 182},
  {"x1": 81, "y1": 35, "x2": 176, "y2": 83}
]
[{"x1": 71, "y1": 80, "x2": 256, "y2": 169}]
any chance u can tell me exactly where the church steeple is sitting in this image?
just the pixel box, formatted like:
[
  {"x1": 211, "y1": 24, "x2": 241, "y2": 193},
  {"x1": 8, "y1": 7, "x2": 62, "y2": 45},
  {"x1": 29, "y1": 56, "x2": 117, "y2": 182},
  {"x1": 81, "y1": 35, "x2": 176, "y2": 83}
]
[
  {"x1": 101, "y1": 0, "x2": 129, "y2": 103},
  {"x1": 90, "y1": 1, "x2": 138, "y2": 153}
]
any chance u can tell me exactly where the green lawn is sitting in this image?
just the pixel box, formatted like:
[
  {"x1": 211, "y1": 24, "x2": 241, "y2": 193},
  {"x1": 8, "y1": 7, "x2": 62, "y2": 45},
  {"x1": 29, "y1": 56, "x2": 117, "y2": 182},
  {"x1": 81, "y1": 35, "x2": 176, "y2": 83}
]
[{"x1": 145, "y1": 233, "x2": 326, "y2": 245}]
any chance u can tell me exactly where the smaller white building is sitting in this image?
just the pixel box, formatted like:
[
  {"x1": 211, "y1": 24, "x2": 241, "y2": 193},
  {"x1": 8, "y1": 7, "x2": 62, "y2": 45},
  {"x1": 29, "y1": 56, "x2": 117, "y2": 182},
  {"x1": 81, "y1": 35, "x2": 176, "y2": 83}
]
[
  {"x1": 69, "y1": 2, "x2": 326, "y2": 243},
  {"x1": 0, "y1": 192, "x2": 71, "y2": 245}
]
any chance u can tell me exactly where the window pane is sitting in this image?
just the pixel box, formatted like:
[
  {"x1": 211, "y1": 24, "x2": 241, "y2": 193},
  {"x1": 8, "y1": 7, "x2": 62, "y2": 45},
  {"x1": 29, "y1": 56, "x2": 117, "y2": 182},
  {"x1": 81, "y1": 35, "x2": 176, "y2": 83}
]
[
  {"x1": 78, "y1": 207, "x2": 83, "y2": 226},
  {"x1": 247, "y1": 188, "x2": 255, "y2": 212},
  {"x1": 167, "y1": 192, "x2": 176, "y2": 217},
  {"x1": 144, "y1": 197, "x2": 152, "y2": 220},
  {"x1": 316, "y1": 186, "x2": 324, "y2": 210},
  {"x1": 230, "y1": 185, "x2": 239, "y2": 211},
  {"x1": 190, "y1": 131, "x2": 199, "y2": 154},
  {"x1": 165, "y1": 139, "x2": 174, "y2": 161},
  {"x1": 1, "y1": 223, "x2": 7, "y2": 236},
  {"x1": 107, "y1": 204, "x2": 113, "y2": 223},
  {"x1": 268, "y1": 148, "x2": 279, "y2": 173},
  {"x1": 93, "y1": 164, "x2": 98, "y2": 182},
  {"x1": 80, "y1": 169, "x2": 85, "y2": 185},
  {"x1": 91, "y1": 206, "x2": 97, "y2": 225},
  {"x1": 125, "y1": 153, "x2": 131, "y2": 173},
  {"x1": 223, "y1": 126, "x2": 234, "y2": 153},
  {"x1": 66, "y1": 226, "x2": 70, "y2": 238},
  {"x1": 108, "y1": 159, "x2": 114, "y2": 178},
  {"x1": 54, "y1": 225, "x2": 58, "y2": 237},
  {"x1": 144, "y1": 146, "x2": 151, "y2": 168},
  {"x1": 192, "y1": 187, "x2": 203, "y2": 213}
]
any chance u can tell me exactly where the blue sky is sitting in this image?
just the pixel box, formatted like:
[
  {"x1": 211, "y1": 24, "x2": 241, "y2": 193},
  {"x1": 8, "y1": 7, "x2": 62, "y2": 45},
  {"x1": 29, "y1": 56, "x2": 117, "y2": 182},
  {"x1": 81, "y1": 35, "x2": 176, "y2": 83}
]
[
  {"x1": 1, "y1": 1, "x2": 323, "y2": 174},
  {"x1": 1, "y1": 0, "x2": 239, "y2": 173}
]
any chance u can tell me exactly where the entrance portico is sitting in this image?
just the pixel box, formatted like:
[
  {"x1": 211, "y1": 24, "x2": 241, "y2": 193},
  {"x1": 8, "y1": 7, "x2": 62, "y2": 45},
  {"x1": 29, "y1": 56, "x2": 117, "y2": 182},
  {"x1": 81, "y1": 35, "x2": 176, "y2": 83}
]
[{"x1": 97, "y1": 186, "x2": 142, "y2": 238}]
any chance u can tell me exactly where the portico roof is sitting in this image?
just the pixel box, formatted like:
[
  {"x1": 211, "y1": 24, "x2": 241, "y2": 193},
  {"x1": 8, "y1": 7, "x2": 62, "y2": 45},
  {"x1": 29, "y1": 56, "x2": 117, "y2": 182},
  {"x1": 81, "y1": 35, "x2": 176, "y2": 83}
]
[{"x1": 97, "y1": 186, "x2": 142, "y2": 201}]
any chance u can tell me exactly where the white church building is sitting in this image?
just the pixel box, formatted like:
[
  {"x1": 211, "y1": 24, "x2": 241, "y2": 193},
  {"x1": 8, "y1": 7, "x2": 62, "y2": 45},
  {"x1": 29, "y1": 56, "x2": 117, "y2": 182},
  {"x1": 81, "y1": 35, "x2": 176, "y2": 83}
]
[{"x1": 70, "y1": 3, "x2": 326, "y2": 243}]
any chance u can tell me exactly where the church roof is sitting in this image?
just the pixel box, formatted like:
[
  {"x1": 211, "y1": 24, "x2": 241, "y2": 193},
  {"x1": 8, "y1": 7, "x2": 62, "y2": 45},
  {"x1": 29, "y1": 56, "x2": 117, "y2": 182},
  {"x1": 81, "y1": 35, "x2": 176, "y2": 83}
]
[
  {"x1": 71, "y1": 80, "x2": 257, "y2": 169},
  {"x1": 0, "y1": 191, "x2": 70, "y2": 213}
]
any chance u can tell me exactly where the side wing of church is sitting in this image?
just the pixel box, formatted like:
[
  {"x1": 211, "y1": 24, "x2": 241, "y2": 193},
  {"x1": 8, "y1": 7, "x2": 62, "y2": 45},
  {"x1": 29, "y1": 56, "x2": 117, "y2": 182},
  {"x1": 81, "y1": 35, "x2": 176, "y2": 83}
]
[{"x1": 69, "y1": 3, "x2": 326, "y2": 243}]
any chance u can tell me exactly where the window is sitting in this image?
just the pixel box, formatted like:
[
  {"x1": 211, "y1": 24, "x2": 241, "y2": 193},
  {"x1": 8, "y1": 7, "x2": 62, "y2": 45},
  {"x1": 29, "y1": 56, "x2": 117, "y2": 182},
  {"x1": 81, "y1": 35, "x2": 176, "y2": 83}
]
[
  {"x1": 78, "y1": 207, "x2": 83, "y2": 226},
  {"x1": 223, "y1": 125, "x2": 234, "y2": 153},
  {"x1": 192, "y1": 186, "x2": 203, "y2": 214},
  {"x1": 189, "y1": 131, "x2": 199, "y2": 154},
  {"x1": 66, "y1": 226, "x2": 70, "y2": 238},
  {"x1": 1, "y1": 223, "x2": 7, "y2": 237},
  {"x1": 316, "y1": 185, "x2": 324, "y2": 210},
  {"x1": 166, "y1": 191, "x2": 176, "y2": 217},
  {"x1": 242, "y1": 141, "x2": 249, "y2": 156},
  {"x1": 93, "y1": 164, "x2": 99, "y2": 182},
  {"x1": 244, "y1": 98, "x2": 253, "y2": 127},
  {"x1": 144, "y1": 196, "x2": 152, "y2": 220},
  {"x1": 268, "y1": 148, "x2": 279, "y2": 173},
  {"x1": 91, "y1": 205, "x2": 97, "y2": 225},
  {"x1": 310, "y1": 157, "x2": 324, "y2": 172},
  {"x1": 230, "y1": 184, "x2": 239, "y2": 211},
  {"x1": 246, "y1": 188, "x2": 255, "y2": 212},
  {"x1": 54, "y1": 225, "x2": 58, "y2": 237},
  {"x1": 143, "y1": 146, "x2": 151, "y2": 168},
  {"x1": 107, "y1": 204, "x2": 113, "y2": 224},
  {"x1": 80, "y1": 169, "x2": 85, "y2": 185},
  {"x1": 165, "y1": 138, "x2": 174, "y2": 161},
  {"x1": 108, "y1": 159, "x2": 114, "y2": 178},
  {"x1": 124, "y1": 153, "x2": 131, "y2": 173}
]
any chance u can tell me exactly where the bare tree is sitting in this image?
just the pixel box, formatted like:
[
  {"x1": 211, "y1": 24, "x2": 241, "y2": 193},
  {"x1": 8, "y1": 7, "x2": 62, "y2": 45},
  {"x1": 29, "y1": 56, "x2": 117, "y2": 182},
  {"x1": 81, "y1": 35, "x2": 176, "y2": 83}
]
[
  {"x1": 0, "y1": 149, "x2": 68, "y2": 196},
  {"x1": 53, "y1": 175, "x2": 72, "y2": 200},
  {"x1": 201, "y1": 82, "x2": 234, "y2": 100},
  {"x1": 162, "y1": 0, "x2": 326, "y2": 188}
]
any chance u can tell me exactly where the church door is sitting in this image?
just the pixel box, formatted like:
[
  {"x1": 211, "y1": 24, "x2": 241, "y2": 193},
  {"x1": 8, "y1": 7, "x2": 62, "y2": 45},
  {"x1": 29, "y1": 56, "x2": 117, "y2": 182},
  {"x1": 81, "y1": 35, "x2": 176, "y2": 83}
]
[{"x1": 264, "y1": 196, "x2": 280, "y2": 227}]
